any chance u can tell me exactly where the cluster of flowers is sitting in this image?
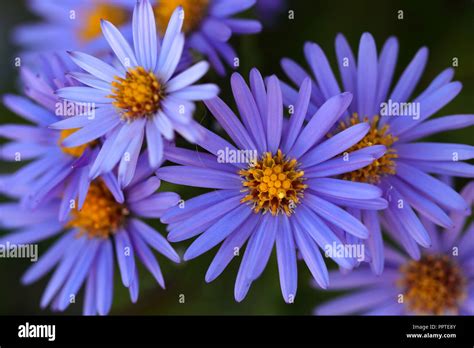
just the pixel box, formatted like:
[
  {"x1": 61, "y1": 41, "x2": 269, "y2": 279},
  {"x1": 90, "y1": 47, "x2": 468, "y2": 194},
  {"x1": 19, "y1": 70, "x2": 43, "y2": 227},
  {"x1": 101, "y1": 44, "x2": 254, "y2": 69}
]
[{"x1": 0, "y1": 0, "x2": 473, "y2": 315}]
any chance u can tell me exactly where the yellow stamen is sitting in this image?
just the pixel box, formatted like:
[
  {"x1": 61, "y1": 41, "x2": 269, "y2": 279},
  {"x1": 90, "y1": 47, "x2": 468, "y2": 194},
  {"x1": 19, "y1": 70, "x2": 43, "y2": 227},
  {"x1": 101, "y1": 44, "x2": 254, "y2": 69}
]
[
  {"x1": 337, "y1": 113, "x2": 398, "y2": 184},
  {"x1": 67, "y1": 181, "x2": 128, "y2": 239},
  {"x1": 108, "y1": 66, "x2": 163, "y2": 120},
  {"x1": 239, "y1": 149, "x2": 307, "y2": 216},
  {"x1": 58, "y1": 129, "x2": 97, "y2": 158},
  {"x1": 398, "y1": 254, "x2": 467, "y2": 315},
  {"x1": 154, "y1": 0, "x2": 209, "y2": 34},
  {"x1": 78, "y1": 3, "x2": 128, "y2": 43}
]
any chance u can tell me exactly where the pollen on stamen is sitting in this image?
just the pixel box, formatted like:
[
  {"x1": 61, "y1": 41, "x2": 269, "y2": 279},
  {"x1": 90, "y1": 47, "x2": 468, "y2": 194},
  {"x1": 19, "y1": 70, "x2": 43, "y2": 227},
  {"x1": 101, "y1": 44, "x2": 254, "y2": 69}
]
[
  {"x1": 239, "y1": 149, "x2": 307, "y2": 216},
  {"x1": 67, "y1": 181, "x2": 128, "y2": 239},
  {"x1": 109, "y1": 66, "x2": 163, "y2": 121},
  {"x1": 398, "y1": 254, "x2": 467, "y2": 315},
  {"x1": 337, "y1": 113, "x2": 398, "y2": 184}
]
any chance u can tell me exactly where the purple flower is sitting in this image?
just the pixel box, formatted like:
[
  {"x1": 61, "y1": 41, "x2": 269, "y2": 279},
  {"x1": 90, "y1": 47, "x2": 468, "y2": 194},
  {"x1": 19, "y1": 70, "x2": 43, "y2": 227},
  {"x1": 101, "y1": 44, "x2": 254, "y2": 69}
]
[
  {"x1": 281, "y1": 32, "x2": 474, "y2": 273},
  {"x1": 156, "y1": 68, "x2": 387, "y2": 302},
  {"x1": 152, "y1": 0, "x2": 262, "y2": 75},
  {"x1": 52, "y1": 0, "x2": 219, "y2": 188},
  {"x1": 0, "y1": 153, "x2": 180, "y2": 315},
  {"x1": 0, "y1": 54, "x2": 106, "y2": 221},
  {"x1": 14, "y1": 0, "x2": 134, "y2": 59},
  {"x1": 315, "y1": 181, "x2": 474, "y2": 316}
]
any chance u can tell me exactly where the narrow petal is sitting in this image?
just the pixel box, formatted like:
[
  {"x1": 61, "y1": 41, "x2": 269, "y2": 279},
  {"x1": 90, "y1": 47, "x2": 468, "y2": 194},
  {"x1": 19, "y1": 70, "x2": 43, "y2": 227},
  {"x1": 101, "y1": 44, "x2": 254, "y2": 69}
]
[
  {"x1": 129, "y1": 231, "x2": 165, "y2": 288},
  {"x1": 304, "y1": 41, "x2": 341, "y2": 99},
  {"x1": 184, "y1": 205, "x2": 252, "y2": 261},
  {"x1": 57, "y1": 239, "x2": 100, "y2": 311},
  {"x1": 133, "y1": 0, "x2": 157, "y2": 70},
  {"x1": 357, "y1": 33, "x2": 378, "y2": 117},
  {"x1": 387, "y1": 176, "x2": 453, "y2": 228},
  {"x1": 205, "y1": 214, "x2": 259, "y2": 282},
  {"x1": 335, "y1": 34, "x2": 357, "y2": 111},
  {"x1": 67, "y1": 51, "x2": 121, "y2": 83},
  {"x1": 399, "y1": 114, "x2": 474, "y2": 143},
  {"x1": 100, "y1": 19, "x2": 138, "y2": 68},
  {"x1": 305, "y1": 193, "x2": 369, "y2": 239},
  {"x1": 389, "y1": 47, "x2": 428, "y2": 103},
  {"x1": 231, "y1": 72, "x2": 267, "y2": 152},
  {"x1": 114, "y1": 229, "x2": 136, "y2": 287},
  {"x1": 363, "y1": 210, "x2": 384, "y2": 275},
  {"x1": 290, "y1": 92, "x2": 352, "y2": 158},
  {"x1": 157, "y1": 166, "x2": 242, "y2": 189},
  {"x1": 281, "y1": 78, "x2": 312, "y2": 153},
  {"x1": 376, "y1": 36, "x2": 399, "y2": 114},
  {"x1": 266, "y1": 75, "x2": 283, "y2": 153},
  {"x1": 395, "y1": 143, "x2": 474, "y2": 161},
  {"x1": 204, "y1": 97, "x2": 256, "y2": 151},
  {"x1": 276, "y1": 215, "x2": 298, "y2": 303},
  {"x1": 300, "y1": 122, "x2": 369, "y2": 167},
  {"x1": 396, "y1": 162, "x2": 469, "y2": 212},
  {"x1": 308, "y1": 178, "x2": 382, "y2": 200},
  {"x1": 315, "y1": 288, "x2": 397, "y2": 315},
  {"x1": 130, "y1": 218, "x2": 180, "y2": 263},
  {"x1": 293, "y1": 219, "x2": 329, "y2": 289},
  {"x1": 95, "y1": 239, "x2": 114, "y2": 315},
  {"x1": 167, "y1": 61, "x2": 209, "y2": 93}
]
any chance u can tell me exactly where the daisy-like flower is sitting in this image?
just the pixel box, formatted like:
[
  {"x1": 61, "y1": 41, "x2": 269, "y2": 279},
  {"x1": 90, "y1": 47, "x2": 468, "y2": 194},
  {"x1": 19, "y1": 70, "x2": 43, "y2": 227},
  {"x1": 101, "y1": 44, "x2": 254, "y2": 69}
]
[
  {"x1": 53, "y1": 0, "x2": 219, "y2": 188},
  {"x1": 157, "y1": 68, "x2": 388, "y2": 302},
  {"x1": 280, "y1": 32, "x2": 474, "y2": 273},
  {"x1": 0, "y1": 153, "x2": 180, "y2": 315},
  {"x1": 152, "y1": 0, "x2": 262, "y2": 75},
  {"x1": 14, "y1": 0, "x2": 134, "y2": 58},
  {"x1": 0, "y1": 54, "x2": 107, "y2": 220},
  {"x1": 315, "y1": 181, "x2": 474, "y2": 316}
]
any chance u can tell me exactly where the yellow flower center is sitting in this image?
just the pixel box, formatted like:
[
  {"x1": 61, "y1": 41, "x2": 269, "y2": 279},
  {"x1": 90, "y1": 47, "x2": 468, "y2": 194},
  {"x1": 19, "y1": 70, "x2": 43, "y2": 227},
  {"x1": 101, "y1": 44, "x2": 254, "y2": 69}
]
[
  {"x1": 58, "y1": 129, "x2": 97, "y2": 158},
  {"x1": 109, "y1": 67, "x2": 163, "y2": 120},
  {"x1": 339, "y1": 114, "x2": 398, "y2": 184},
  {"x1": 239, "y1": 149, "x2": 307, "y2": 216},
  {"x1": 67, "y1": 181, "x2": 128, "y2": 239},
  {"x1": 78, "y1": 3, "x2": 128, "y2": 43},
  {"x1": 154, "y1": 0, "x2": 209, "y2": 34},
  {"x1": 398, "y1": 254, "x2": 467, "y2": 315}
]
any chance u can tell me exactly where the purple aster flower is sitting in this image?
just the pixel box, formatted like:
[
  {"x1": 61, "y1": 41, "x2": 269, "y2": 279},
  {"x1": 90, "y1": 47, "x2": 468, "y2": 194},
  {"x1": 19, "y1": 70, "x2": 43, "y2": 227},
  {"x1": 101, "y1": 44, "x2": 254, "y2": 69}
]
[
  {"x1": 0, "y1": 54, "x2": 107, "y2": 220},
  {"x1": 0, "y1": 153, "x2": 180, "y2": 315},
  {"x1": 280, "y1": 32, "x2": 474, "y2": 273},
  {"x1": 52, "y1": 0, "x2": 219, "y2": 188},
  {"x1": 14, "y1": 0, "x2": 134, "y2": 59},
  {"x1": 152, "y1": 0, "x2": 262, "y2": 75},
  {"x1": 156, "y1": 68, "x2": 388, "y2": 302},
  {"x1": 315, "y1": 181, "x2": 474, "y2": 316}
]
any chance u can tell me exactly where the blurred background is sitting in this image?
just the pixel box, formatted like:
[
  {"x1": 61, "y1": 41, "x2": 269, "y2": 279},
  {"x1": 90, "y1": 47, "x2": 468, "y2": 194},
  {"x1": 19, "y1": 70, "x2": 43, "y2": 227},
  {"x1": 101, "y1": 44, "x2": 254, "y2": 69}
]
[{"x1": 0, "y1": 0, "x2": 473, "y2": 315}]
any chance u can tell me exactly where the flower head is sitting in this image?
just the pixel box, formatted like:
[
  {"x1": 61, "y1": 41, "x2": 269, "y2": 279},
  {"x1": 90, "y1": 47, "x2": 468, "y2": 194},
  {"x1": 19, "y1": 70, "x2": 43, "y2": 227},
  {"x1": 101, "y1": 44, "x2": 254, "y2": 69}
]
[
  {"x1": 0, "y1": 153, "x2": 180, "y2": 315},
  {"x1": 315, "y1": 181, "x2": 474, "y2": 316},
  {"x1": 53, "y1": 0, "x2": 219, "y2": 188},
  {"x1": 0, "y1": 54, "x2": 104, "y2": 220},
  {"x1": 281, "y1": 32, "x2": 474, "y2": 273},
  {"x1": 157, "y1": 68, "x2": 387, "y2": 302},
  {"x1": 13, "y1": 0, "x2": 134, "y2": 58}
]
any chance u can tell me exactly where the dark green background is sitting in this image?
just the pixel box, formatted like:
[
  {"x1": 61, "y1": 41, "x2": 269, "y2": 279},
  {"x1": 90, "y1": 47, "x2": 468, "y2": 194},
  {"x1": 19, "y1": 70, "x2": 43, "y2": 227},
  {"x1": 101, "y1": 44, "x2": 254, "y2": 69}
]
[{"x1": 0, "y1": 0, "x2": 473, "y2": 315}]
